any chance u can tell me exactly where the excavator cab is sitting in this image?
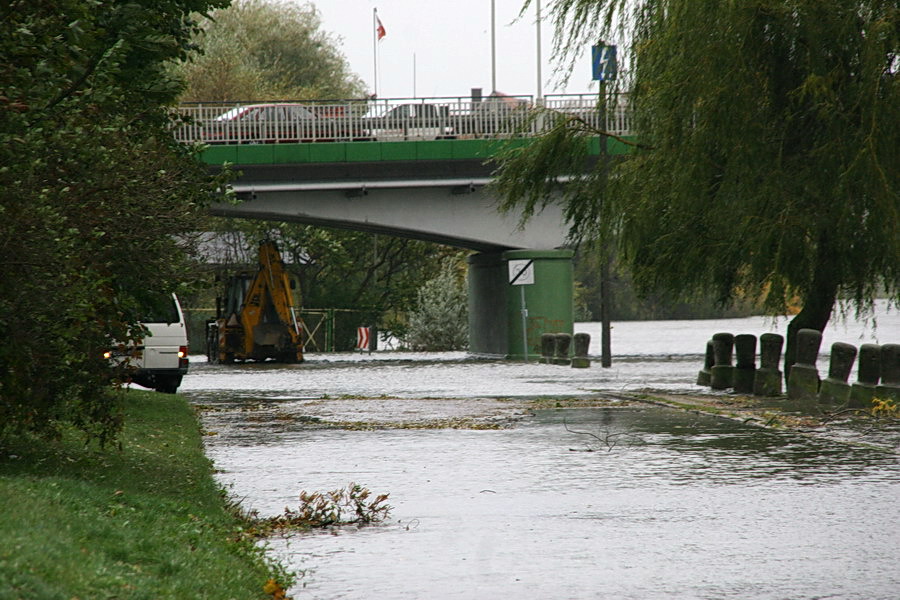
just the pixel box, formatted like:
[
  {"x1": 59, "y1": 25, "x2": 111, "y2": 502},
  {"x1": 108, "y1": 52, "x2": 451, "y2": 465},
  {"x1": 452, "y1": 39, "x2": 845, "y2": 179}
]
[{"x1": 206, "y1": 241, "x2": 303, "y2": 364}]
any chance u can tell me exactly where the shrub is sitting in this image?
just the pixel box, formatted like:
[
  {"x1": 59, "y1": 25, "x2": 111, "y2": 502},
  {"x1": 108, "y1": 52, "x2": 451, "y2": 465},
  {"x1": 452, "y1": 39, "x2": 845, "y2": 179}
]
[{"x1": 405, "y1": 261, "x2": 468, "y2": 351}]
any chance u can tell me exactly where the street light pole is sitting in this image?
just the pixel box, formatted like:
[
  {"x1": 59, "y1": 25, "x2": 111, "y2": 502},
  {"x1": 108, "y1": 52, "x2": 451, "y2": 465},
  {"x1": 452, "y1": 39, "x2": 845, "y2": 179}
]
[
  {"x1": 536, "y1": 0, "x2": 543, "y2": 101},
  {"x1": 491, "y1": 0, "x2": 497, "y2": 93}
]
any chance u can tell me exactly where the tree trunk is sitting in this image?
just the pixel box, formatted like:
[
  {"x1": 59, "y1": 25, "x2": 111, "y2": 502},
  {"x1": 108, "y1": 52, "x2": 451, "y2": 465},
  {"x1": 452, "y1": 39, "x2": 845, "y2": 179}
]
[{"x1": 783, "y1": 248, "x2": 839, "y2": 382}]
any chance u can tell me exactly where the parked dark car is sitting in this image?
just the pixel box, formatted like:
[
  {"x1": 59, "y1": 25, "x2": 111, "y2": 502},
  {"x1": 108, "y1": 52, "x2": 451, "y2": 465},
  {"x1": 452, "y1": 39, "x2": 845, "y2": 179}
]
[
  {"x1": 461, "y1": 93, "x2": 531, "y2": 137},
  {"x1": 366, "y1": 103, "x2": 455, "y2": 141}
]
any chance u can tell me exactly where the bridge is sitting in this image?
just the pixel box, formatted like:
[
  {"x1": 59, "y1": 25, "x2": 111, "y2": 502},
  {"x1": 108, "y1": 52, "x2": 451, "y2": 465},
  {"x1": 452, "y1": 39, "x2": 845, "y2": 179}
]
[{"x1": 176, "y1": 93, "x2": 633, "y2": 359}]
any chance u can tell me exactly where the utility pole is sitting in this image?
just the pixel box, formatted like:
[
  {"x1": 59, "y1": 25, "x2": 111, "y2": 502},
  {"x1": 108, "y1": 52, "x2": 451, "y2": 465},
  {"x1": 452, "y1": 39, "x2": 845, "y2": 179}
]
[
  {"x1": 536, "y1": 0, "x2": 543, "y2": 101},
  {"x1": 491, "y1": 0, "x2": 497, "y2": 93}
]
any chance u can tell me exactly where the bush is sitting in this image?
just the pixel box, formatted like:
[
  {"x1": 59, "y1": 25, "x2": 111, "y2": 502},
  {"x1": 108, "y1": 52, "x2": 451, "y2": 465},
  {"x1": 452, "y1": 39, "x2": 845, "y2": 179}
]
[
  {"x1": 0, "y1": 0, "x2": 226, "y2": 444},
  {"x1": 405, "y1": 261, "x2": 468, "y2": 351}
]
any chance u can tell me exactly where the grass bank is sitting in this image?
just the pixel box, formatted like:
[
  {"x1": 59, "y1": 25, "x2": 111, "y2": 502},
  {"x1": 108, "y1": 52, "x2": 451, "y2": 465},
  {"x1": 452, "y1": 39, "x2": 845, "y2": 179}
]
[{"x1": 0, "y1": 390, "x2": 290, "y2": 600}]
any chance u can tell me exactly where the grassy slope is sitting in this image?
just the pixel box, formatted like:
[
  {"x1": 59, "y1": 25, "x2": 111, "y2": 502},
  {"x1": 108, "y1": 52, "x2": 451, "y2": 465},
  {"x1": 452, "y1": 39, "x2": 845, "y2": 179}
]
[{"x1": 0, "y1": 390, "x2": 287, "y2": 600}]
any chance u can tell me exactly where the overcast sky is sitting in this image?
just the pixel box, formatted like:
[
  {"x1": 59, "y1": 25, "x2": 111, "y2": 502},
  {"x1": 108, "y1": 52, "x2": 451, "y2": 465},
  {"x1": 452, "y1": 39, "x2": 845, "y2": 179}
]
[{"x1": 313, "y1": 0, "x2": 603, "y2": 100}]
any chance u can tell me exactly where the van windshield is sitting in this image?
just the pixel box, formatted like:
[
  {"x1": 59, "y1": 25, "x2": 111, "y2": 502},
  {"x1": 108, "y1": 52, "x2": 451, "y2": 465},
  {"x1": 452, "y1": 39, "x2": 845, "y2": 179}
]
[{"x1": 139, "y1": 294, "x2": 180, "y2": 324}]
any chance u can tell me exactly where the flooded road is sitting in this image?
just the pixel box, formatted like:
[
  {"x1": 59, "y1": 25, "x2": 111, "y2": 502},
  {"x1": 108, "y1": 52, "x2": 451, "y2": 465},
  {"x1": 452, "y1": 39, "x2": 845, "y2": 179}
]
[{"x1": 180, "y1": 305, "x2": 900, "y2": 599}]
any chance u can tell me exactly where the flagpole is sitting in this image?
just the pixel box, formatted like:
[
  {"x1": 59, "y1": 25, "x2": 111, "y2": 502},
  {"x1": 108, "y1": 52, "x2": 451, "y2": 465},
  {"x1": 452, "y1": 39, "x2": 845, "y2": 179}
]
[{"x1": 373, "y1": 8, "x2": 378, "y2": 97}]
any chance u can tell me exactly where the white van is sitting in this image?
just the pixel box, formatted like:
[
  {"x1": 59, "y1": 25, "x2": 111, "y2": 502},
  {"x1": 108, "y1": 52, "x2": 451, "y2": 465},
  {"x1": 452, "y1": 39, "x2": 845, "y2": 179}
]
[{"x1": 109, "y1": 293, "x2": 189, "y2": 394}]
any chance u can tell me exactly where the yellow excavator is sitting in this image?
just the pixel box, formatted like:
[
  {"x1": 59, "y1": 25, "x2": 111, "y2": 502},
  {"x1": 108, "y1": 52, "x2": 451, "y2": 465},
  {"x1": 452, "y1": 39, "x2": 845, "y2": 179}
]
[{"x1": 206, "y1": 240, "x2": 303, "y2": 363}]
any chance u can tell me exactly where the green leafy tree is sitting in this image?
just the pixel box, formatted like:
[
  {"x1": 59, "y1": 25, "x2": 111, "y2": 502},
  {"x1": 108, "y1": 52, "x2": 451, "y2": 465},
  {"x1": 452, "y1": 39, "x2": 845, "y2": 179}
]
[
  {"x1": 0, "y1": 0, "x2": 228, "y2": 443},
  {"x1": 178, "y1": 0, "x2": 366, "y2": 101},
  {"x1": 495, "y1": 0, "x2": 899, "y2": 375},
  {"x1": 405, "y1": 260, "x2": 469, "y2": 351}
]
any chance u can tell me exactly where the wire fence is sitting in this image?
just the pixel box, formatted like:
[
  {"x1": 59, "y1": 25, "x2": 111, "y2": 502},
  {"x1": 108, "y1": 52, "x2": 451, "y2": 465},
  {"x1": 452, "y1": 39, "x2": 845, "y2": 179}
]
[{"x1": 184, "y1": 307, "x2": 380, "y2": 355}]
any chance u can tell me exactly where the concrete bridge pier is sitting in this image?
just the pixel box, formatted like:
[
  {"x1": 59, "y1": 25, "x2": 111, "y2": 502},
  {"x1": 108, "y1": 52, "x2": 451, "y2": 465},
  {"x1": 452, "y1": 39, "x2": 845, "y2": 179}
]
[{"x1": 468, "y1": 249, "x2": 574, "y2": 360}]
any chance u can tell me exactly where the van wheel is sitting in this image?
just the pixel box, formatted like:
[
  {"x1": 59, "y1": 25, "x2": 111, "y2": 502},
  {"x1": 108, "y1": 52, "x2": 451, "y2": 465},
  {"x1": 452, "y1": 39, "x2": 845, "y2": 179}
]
[{"x1": 155, "y1": 375, "x2": 182, "y2": 394}]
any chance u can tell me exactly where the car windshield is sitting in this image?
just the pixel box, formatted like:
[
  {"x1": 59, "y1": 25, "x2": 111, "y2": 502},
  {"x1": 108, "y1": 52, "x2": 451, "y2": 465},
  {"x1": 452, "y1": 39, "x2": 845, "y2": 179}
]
[
  {"x1": 285, "y1": 106, "x2": 316, "y2": 119},
  {"x1": 215, "y1": 105, "x2": 318, "y2": 122},
  {"x1": 214, "y1": 107, "x2": 246, "y2": 122}
]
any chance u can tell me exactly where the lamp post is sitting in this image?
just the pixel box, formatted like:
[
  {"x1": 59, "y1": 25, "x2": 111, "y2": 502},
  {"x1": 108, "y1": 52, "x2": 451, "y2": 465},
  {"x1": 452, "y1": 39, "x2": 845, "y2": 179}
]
[
  {"x1": 491, "y1": 0, "x2": 497, "y2": 93},
  {"x1": 536, "y1": 0, "x2": 542, "y2": 101}
]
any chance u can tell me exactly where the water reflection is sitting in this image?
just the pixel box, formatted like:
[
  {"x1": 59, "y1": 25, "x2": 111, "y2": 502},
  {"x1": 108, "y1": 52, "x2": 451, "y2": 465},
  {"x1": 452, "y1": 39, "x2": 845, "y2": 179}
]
[{"x1": 554, "y1": 409, "x2": 899, "y2": 487}]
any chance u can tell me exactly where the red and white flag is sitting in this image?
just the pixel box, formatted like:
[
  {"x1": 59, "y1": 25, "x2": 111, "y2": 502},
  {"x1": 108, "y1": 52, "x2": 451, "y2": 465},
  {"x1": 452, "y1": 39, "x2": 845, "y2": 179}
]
[{"x1": 375, "y1": 14, "x2": 386, "y2": 40}]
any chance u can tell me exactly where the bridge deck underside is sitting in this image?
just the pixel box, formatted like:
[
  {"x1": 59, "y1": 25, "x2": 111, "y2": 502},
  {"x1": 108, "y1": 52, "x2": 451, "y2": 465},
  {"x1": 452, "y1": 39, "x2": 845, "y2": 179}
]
[{"x1": 214, "y1": 182, "x2": 568, "y2": 252}]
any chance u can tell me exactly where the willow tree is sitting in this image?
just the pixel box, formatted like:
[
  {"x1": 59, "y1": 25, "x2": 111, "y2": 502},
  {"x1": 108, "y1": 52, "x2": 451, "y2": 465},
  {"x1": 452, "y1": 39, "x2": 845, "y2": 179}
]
[{"x1": 494, "y1": 0, "x2": 899, "y2": 376}]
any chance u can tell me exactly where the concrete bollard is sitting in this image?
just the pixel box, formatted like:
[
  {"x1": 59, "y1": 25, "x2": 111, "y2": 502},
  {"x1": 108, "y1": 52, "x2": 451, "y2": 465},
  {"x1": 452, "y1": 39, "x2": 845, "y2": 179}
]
[
  {"x1": 849, "y1": 344, "x2": 881, "y2": 408},
  {"x1": 540, "y1": 333, "x2": 555, "y2": 364},
  {"x1": 732, "y1": 334, "x2": 757, "y2": 394},
  {"x1": 697, "y1": 340, "x2": 714, "y2": 387},
  {"x1": 552, "y1": 333, "x2": 572, "y2": 366},
  {"x1": 787, "y1": 328, "x2": 822, "y2": 403},
  {"x1": 571, "y1": 333, "x2": 591, "y2": 368},
  {"x1": 754, "y1": 333, "x2": 784, "y2": 396},
  {"x1": 710, "y1": 332, "x2": 735, "y2": 390},
  {"x1": 874, "y1": 344, "x2": 900, "y2": 403},
  {"x1": 818, "y1": 342, "x2": 857, "y2": 405}
]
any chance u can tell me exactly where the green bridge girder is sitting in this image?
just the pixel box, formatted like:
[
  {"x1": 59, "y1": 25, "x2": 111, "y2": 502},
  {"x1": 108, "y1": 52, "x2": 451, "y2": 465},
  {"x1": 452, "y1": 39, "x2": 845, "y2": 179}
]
[{"x1": 199, "y1": 136, "x2": 635, "y2": 166}]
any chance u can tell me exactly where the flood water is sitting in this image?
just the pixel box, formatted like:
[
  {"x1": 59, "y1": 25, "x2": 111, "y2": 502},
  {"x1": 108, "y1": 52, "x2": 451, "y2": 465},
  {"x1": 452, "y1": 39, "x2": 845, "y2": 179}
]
[{"x1": 180, "y1": 302, "x2": 900, "y2": 599}]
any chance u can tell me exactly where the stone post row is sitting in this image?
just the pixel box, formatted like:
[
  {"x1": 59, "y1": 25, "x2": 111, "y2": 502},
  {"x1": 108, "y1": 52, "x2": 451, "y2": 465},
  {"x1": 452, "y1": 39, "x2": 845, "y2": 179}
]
[
  {"x1": 540, "y1": 332, "x2": 591, "y2": 367},
  {"x1": 699, "y1": 333, "x2": 782, "y2": 396},
  {"x1": 698, "y1": 330, "x2": 895, "y2": 407}
]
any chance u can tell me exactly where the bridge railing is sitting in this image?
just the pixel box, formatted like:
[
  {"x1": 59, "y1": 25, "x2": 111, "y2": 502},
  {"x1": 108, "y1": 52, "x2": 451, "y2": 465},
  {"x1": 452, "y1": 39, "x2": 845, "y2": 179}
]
[{"x1": 173, "y1": 93, "x2": 632, "y2": 145}]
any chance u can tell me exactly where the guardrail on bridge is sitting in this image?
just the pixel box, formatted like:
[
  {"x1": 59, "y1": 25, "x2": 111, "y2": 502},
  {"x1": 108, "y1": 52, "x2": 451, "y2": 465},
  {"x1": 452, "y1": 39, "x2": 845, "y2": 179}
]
[{"x1": 173, "y1": 93, "x2": 632, "y2": 145}]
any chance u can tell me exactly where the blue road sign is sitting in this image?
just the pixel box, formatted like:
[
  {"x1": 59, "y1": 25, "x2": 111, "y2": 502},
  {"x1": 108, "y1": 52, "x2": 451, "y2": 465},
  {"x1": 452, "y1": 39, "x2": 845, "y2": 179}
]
[{"x1": 592, "y1": 45, "x2": 618, "y2": 81}]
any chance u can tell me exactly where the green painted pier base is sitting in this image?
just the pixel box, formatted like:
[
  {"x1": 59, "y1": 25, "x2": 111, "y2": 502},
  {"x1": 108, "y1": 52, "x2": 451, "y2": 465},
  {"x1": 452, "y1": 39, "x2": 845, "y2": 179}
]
[{"x1": 468, "y1": 249, "x2": 574, "y2": 360}]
